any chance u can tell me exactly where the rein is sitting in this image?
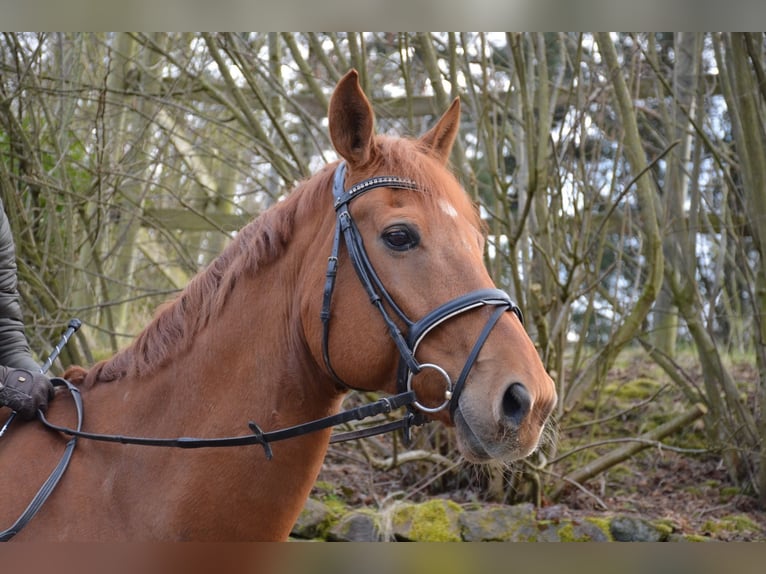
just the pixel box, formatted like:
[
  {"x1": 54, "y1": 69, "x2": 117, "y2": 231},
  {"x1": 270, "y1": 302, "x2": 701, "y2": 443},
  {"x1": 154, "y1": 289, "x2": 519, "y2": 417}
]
[
  {"x1": 1, "y1": 378, "x2": 425, "y2": 541},
  {"x1": 37, "y1": 380, "x2": 426, "y2": 459},
  {"x1": 1, "y1": 321, "x2": 82, "y2": 542}
]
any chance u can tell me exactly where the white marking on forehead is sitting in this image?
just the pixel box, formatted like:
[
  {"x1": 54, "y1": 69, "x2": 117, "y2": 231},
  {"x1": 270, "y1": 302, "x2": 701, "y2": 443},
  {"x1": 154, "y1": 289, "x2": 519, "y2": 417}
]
[{"x1": 439, "y1": 199, "x2": 458, "y2": 218}]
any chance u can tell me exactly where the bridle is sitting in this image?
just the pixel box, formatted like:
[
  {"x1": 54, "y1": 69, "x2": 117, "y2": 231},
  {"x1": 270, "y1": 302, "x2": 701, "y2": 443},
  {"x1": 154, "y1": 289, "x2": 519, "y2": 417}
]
[
  {"x1": 321, "y1": 162, "x2": 523, "y2": 438},
  {"x1": 1, "y1": 162, "x2": 524, "y2": 540}
]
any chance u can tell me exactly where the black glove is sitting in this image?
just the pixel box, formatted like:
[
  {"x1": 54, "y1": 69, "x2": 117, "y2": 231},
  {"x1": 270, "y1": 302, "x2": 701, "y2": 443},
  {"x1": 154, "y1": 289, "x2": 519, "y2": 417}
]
[{"x1": 0, "y1": 366, "x2": 55, "y2": 420}]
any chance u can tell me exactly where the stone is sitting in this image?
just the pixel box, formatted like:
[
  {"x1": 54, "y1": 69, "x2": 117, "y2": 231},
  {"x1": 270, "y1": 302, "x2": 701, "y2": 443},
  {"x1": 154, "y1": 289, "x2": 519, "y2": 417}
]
[
  {"x1": 327, "y1": 510, "x2": 384, "y2": 542},
  {"x1": 556, "y1": 519, "x2": 611, "y2": 542},
  {"x1": 459, "y1": 503, "x2": 537, "y2": 541},
  {"x1": 610, "y1": 515, "x2": 667, "y2": 542},
  {"x1": 291, "y1": 498, "x2": 333, "y2": 539}
]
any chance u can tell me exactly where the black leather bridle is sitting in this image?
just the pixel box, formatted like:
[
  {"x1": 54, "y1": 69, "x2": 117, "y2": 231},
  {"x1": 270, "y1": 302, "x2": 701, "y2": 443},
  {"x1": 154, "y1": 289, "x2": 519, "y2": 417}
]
[{"x1": 321, "y1": 162, "x2": 524, "y2": 437}]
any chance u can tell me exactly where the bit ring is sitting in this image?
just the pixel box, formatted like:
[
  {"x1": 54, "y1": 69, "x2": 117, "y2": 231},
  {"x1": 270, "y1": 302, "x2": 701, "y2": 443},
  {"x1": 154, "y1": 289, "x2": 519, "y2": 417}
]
[{"x1": 406, "y1": 363, "x2": 453, "y2": 413}]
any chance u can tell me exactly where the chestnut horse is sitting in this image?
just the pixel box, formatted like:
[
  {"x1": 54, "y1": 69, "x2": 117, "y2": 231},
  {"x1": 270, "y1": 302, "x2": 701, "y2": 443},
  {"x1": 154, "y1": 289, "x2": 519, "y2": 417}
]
[{"x1": 0, "y1": 70, "x2": 556, "y2": 541}]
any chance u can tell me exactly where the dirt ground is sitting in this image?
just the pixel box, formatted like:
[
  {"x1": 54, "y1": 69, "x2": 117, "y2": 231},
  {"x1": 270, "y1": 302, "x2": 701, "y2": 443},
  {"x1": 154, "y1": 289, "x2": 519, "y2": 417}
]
[{"x1": 315, "y1": 354, "x2": 766, "y2": 541}]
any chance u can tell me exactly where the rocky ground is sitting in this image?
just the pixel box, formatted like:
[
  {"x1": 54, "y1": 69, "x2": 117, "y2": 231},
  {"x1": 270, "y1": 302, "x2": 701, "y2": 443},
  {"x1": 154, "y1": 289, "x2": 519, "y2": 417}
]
[
  {"x1": 297, "y1": 448, "x2": 765, "y2": 542},
  {"x1": 297, "y1": 353, "x2": 765, "y2": 542}
]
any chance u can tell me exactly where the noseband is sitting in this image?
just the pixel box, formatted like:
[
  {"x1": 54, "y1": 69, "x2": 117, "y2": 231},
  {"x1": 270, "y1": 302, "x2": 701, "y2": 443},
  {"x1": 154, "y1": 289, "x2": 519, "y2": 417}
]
[{"x1": 320, "y1": 162, "x2": 523, "y2": 437}]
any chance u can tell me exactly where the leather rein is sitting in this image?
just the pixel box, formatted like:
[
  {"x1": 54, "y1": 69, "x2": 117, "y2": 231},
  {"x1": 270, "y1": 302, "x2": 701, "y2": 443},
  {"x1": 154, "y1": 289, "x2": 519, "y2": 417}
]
[{"x1": 1, "y1": 162, "x2": 522, "y2": 540}]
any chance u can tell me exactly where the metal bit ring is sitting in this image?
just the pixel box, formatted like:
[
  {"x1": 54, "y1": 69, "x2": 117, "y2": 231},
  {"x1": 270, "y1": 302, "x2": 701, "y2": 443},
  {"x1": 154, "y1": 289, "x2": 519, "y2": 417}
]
[{"x1": 406, "y1": 363, "x2": 453, "y2": 413}]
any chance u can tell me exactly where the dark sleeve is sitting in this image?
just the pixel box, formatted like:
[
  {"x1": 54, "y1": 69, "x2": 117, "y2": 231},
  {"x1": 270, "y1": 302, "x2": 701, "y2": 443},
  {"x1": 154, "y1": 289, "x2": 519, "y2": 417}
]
[{"x1": 0, "y1": 198, "x2": 40, "y2": 372}]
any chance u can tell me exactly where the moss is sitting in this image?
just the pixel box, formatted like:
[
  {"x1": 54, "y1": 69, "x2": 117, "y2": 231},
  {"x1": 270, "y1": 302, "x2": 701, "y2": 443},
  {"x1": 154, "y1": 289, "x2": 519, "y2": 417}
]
[
  {"x1": 462, "y1": 507, "x2": 528, "y2": 541},
  {"x1": 702, "y1": 514, "x2": 761, "y2": 535},
  {"x1": 293, "y1": 499, "x2": 339, "y2": 540},
  {"x1": 652, "y1": 520, "x2": 674, "y2": 540},
  {"x1": 411, "y1": 500, "x2": 462, "y2": 542},
  {"x1": 554, "y1": 518, "x2": 614, "y2": 542},
  {"x1": 313, "y1": 481, "x2": 338, "y2": 497},
  {"x1": 393, "y1": 500, "x2": 463, "y2": 542},
  {"x1": 585, "y1": 517, "x2": 614, "y2": 541},
  {"x1": 311, "y1": 481, "x2": 348, "y2": 517},
  {"x1": 557, "y1": 523, "x2": 579, "y2": 542},
  {"x1": 604, "y1": 377, "x2": 662, "y2": 401},
  {"x1": 682, "y1": 534, "x2": 713, "y2": 542},
  {"x1": 670, "y1": 426, "x2": 708, "y2": 450},
  {"x1": 323, "y1": 498, "x2": 348, "y2": 518},
  {"x1": 564, "y1": 398, "x2": 599, "y2": 426}
]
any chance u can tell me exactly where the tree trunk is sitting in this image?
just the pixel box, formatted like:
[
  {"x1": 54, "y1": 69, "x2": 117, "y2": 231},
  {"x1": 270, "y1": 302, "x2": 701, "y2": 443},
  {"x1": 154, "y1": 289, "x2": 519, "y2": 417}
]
[
  {"x1": 652, "y1": 32, "x2": 701, "y2": 357},
  {"x1": 565, "y1": 33, "x2": 665, "y2": 409},
  {"x1": 725, "y1": 33, "x2": 766, "y2": 505}
]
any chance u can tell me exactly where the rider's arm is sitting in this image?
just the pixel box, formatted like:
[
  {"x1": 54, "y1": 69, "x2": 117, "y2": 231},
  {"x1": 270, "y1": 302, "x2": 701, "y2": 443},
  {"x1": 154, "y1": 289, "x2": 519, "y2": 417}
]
[{"x1": 0, "y1": 198, "x2": 40, "y2": 372}]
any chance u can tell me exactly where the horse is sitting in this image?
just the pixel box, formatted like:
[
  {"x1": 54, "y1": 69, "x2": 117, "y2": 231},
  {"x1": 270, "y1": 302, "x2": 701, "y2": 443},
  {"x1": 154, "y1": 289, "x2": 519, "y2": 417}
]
[{"x1": 0, "y1": 70, "x2": 557, "y2": 541}]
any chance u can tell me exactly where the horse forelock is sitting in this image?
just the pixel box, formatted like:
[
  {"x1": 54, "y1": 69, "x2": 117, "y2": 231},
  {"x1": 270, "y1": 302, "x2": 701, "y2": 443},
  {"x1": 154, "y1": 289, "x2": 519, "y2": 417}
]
[
  {"x1": 86, "y1": 135, "x2": 477, "y2": 386},
  {"x1": 366, "y1": 136, "x2": 482, "y2": 229}
]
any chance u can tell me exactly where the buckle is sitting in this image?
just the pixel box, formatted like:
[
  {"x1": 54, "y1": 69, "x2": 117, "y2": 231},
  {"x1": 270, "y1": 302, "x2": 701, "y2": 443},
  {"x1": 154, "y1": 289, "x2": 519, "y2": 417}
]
[{"x1": 400, "y1": 410, "x2": 428, "y2": 447}]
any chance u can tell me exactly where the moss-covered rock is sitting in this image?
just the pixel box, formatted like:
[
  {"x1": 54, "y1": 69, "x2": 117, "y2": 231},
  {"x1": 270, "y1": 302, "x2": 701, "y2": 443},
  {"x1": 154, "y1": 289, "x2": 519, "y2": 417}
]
[
  {"x1": 504, "y1": 517, "x2": 611, "y2": 542},
  {"x1": 390, "y1": 499, "x2": 463, "y2": 541},
  {"x1": 459, "y1": 503, "x2": 537, "y2": 541},
  {"x1": 291, "y1": 497, "x2": 763, "y2": 542},
  {"x1": 702, "y1": 513, "x2": 763, "y2": 538},
  {"x1": 327, "y1": 509, "x2": 384, "y2": 542},
  {"x1": 292, "y1": 498, "x2": 335, "y2": 539},
  {"x1": 610, "y1": 515, "x2": 669, "y2": 542},
  {"x1": 556, "y1": 519, "x2": 611, "y2": 542}
]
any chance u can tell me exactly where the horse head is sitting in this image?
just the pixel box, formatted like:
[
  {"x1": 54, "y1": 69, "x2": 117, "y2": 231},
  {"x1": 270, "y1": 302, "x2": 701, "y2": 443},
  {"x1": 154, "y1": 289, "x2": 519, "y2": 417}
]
[{"x1": 311, "y1": 69, "x2": 557, "y2": 463}]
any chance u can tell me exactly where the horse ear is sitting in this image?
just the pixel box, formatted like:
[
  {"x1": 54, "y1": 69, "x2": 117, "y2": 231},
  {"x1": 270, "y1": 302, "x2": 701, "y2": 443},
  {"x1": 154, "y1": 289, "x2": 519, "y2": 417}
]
[
  {"x1": 328, "y1": 69, "x2": 375, "y2": 167},
  {"x1": 419, "y1": 97, "x2": 461, "y2": 164}
]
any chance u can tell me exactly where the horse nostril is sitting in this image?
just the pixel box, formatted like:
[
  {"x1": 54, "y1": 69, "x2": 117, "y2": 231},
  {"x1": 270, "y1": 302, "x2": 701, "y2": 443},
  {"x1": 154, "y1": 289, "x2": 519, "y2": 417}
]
[{"x1": 501, "y1": 382, "x2": 531, "y2": 427}]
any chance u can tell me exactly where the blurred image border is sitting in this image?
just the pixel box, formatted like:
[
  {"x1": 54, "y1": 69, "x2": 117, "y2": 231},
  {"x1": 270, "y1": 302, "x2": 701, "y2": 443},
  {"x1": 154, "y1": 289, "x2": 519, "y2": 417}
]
[
  {"x1": 1, "y1": 541, "x2": 766, "y2": 574},
  {"x1": 1, "y1": 0, "x2": 765, "y2": 31}
]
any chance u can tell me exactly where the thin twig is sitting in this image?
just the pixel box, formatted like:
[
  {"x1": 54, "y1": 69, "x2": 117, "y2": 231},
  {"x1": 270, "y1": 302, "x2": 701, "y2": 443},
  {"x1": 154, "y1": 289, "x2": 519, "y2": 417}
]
[
  {"x1": 539, "y1": 467, "x2": 609, "y2": 510},
  {"x1": 550, "y1": 403, "x2": 708, "y2": 501},
  {"x1": 562, "y1": 383, "x2": 670, "y2": 432}
]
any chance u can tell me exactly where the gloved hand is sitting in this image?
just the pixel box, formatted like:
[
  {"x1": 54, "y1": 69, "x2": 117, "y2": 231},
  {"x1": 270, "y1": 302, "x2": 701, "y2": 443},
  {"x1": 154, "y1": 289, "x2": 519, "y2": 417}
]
[{"x1": 0, "y1": 366, "x2": 55, "y2": 420}]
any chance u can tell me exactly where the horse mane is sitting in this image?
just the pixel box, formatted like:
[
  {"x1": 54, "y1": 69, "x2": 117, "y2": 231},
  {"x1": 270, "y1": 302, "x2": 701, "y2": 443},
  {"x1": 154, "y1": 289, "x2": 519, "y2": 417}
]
[{"x1": 80, "y1": 134, "x2": 478, "y2": 388}]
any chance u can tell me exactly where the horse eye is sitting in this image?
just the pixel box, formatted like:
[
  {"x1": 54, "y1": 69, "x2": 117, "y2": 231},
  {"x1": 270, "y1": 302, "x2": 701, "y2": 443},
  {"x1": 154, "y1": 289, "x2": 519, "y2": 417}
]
[{"x1": 382, "y1": 226, "x2": 419, "y2": 251}]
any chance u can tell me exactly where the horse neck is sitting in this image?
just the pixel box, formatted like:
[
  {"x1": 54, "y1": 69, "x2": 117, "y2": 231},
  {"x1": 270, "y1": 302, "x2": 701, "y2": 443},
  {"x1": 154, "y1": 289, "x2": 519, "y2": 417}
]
[
  {"x1": 185, "y1": 260, "x2": 343, "y2": 432},
  {"x1": 71, "y1": 227, "x2": 345, "y2": 541},
  {"x1": 86, "y1": 196, "x2": 344, "y2": 438}
]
